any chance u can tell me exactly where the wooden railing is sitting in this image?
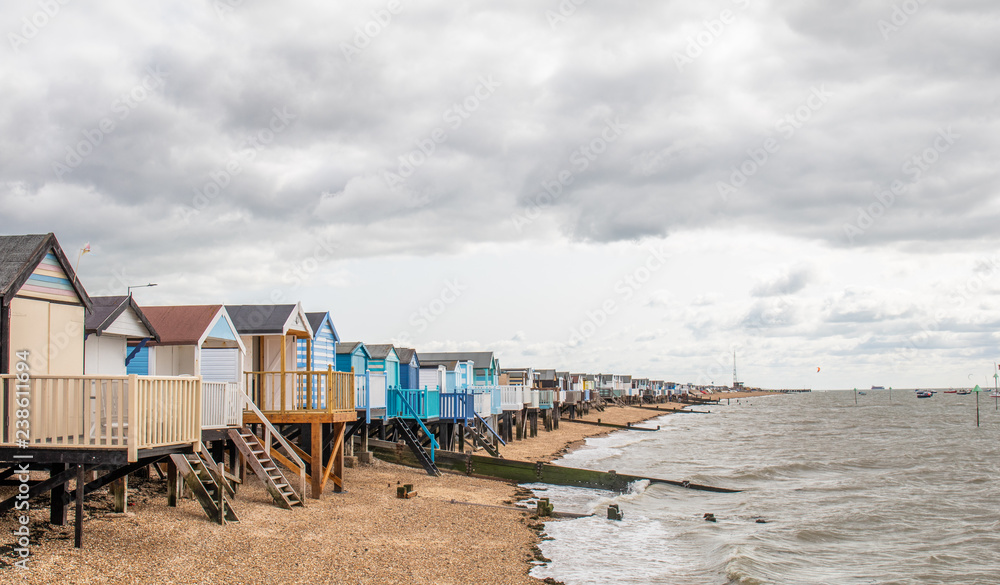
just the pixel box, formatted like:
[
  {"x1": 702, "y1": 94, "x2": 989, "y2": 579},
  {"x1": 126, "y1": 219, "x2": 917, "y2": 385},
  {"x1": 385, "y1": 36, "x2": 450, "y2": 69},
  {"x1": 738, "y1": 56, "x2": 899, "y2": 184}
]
[
  {"x1": 538, "y1": 389, "x2": 554, "y2": 409},
  {"x1": 202, "y1": 381, "x2": 242, "y2": 429},
  {"x1": 239, "y1": 390, "x2": 306, "y2": 505},
  {"x1": 245, "y1": 368, "x2": 354, "y2": 414},
  {"x1": 565, "y1": 390, "x2": 582, "y2": 404},
  {"x1": 499, "y1": 385, "x2": 526, "y2": 411},
  {"x1": 1, "y1": 374, "x2": 201, "y2": 462},
  {"x1": 440, "y1": 392, "x2": 475, "y2": 421},
  {"x1": 387, "y1": 388, "x2": 440, "y2": 420}
]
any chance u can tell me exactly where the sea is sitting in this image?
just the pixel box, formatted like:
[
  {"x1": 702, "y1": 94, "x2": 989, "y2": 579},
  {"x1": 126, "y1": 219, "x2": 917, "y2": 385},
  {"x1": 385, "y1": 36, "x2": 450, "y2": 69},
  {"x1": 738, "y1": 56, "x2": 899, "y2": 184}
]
[{"x1": 527, "y1": 390, "x2": 1000, "y2": 585}]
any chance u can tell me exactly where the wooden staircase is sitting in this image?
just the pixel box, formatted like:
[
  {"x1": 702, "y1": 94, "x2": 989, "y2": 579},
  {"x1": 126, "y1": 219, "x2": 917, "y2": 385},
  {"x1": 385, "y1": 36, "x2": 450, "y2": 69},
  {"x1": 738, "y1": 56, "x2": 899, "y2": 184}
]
[
  {"x1": 170, "y1": 450, "x2": 239, "y2": 523},
  {"x1": 466, "y1": 425, "x2": 502, "y2": 458},
  {"x1": 396, "y1": 420, "x2": 440, "y2": 476},
  {"x1": 228, "y1": 427, "x2": 303, "y2": 510}
]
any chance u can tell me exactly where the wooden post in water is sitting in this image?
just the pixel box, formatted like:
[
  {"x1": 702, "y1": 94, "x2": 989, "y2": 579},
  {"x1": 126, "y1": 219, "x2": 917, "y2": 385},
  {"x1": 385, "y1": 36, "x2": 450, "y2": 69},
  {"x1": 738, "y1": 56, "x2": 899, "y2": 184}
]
[
  {"x1": 854, "y1": 388, "x2": 858, "y2": 405},
  {"x1": 976, "y1": 390, "x2": 980, "y2": 428}
]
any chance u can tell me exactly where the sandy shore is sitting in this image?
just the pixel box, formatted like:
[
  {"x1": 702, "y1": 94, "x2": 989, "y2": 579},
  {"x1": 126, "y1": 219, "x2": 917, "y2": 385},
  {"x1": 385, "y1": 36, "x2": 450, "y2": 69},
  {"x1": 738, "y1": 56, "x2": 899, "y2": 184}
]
[
  {"x1": 0, "y1": 392, "x2": 777, "y2": 583},
  {"x1": 2, "y1": 461, "x2": 542, "y2": 584}
]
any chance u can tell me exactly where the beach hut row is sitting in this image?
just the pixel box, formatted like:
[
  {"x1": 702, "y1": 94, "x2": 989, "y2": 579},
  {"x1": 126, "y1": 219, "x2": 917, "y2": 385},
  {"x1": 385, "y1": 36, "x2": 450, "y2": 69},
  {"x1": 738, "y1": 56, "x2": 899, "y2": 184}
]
[{"x1": 0, "y1": 233, "x2": 712, "y2": 546}]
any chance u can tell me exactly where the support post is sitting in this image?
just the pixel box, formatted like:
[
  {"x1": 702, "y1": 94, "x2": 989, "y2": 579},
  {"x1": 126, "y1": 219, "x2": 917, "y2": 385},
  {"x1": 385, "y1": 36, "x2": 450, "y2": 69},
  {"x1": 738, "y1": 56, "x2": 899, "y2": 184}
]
[
  {"x1": 311, "y1": 422, "x2": 322, "y2": 499},
  {"x1": 333, "y1": 422, "x2": 345, "y2": 493},
  {"x1": 74, "y1": 464, "x2": 85, "y2": 548},
  {"x1": 112, "y1": 475, "x2": 127, "y2": 513},
  {"x1": 50, "y1": 463, "x2": 68, "y2": 526},
  {"x1": 166, "y1": 458, "x2": 179, "y2": 507}
]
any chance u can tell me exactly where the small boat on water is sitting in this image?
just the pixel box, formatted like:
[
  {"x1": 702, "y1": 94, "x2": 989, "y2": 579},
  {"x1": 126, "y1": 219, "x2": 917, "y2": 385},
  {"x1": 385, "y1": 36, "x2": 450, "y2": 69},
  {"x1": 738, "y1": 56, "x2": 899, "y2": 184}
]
[
  {"x1": 916, "y1": 391, "x2": 933, "y2": 398},
  {"x1": 857, "y1": 391, "x2": 867, "y2": 396},
  {"x1": 956, "y1": 389, "x2": 971, "y2": 395},
  {"x1": 871, "y1": 385, "x2": 885, "y2": 391},
  {"x1": 944, "y1": 389, "x2": 958, "y2": 394}
]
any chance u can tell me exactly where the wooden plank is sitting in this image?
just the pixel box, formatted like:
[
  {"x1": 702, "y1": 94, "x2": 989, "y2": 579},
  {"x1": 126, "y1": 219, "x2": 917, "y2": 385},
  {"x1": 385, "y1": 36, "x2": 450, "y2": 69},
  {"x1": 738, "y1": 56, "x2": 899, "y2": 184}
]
[
  {"x1": 310, "y1": 423, "x2": 322, "y2": 499},
  {"x1": 74, "y1": 464, "x2": 84, "y2": 548}
]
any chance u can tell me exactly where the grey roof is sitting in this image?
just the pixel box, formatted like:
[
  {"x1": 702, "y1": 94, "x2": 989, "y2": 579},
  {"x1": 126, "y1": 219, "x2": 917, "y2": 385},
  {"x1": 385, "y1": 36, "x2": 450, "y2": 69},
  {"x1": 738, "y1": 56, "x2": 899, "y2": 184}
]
[
  {"x1": 395, "y1": 347, "x2": 418, "y2": 365},
  {"x1": 421, "y1": 359, "x2": 459, "y2": 370},
  {"x1": 85, "y1": 295, "x2": 160, "y2": 341},
  {"x1": 336, "y1": 341, "x2": 369, "y2": 357},
  {"x1": 225, "y1": 304, "x2": 296, "y2": 335},
  {"x1": 0, "y1": 233, "x2": 92, "y2": 310},
  {"x1": 305, "y1": 311, "x2": 340, "y2": 342},
  {"x1": 366, "y1": 344, "x2": 398, "y2": 360},
  {"x1": 537, "y1": 369, "x2": 557, "y2": 381},
  {"x1": 418, "y1": 351, "x2": 497, "y2": 369}
]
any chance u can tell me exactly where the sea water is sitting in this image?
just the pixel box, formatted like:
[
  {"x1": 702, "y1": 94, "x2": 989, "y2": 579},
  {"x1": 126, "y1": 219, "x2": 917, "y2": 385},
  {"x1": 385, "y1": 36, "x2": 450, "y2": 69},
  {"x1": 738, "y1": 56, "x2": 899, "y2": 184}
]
[{"x1": 528, "y1": 391, "x2": 1000, "y2": 584}]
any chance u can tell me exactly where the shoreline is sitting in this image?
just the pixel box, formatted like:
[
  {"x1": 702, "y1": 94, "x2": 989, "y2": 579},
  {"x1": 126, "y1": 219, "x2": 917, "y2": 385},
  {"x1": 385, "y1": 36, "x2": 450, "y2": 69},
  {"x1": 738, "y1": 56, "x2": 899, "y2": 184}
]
[{"x1": 0, "y1": 392, "x2": 777, "y2": 584}]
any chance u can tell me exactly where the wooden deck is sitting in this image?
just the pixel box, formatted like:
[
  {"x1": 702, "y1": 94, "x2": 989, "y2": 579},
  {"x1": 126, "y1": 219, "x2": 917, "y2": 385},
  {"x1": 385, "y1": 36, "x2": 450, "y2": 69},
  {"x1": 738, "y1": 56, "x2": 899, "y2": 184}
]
[{"x1": 1, "y1": 374, "x2": 202, "y2": 462}]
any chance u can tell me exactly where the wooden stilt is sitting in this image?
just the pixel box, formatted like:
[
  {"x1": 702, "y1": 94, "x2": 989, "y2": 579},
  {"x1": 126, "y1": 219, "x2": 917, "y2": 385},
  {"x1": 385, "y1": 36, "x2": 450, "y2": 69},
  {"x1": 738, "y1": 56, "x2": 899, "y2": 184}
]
[
  {"x1": 332, "y1": 422, "x2": 345, "y2": 493},
  {"x1": 50, "y1": 463, "x2": 68, "y2": 526},
  {"x1": 310, "y1": 422, "x2": 322, "y2": 499},
  {"x1": 166, "y1": 458, "x2": 179, "y2": 507},
  {"x1": 112, "y1": 475, "x2": 127, "y2": 513},
  {"x1": 74, "y1": 465, "x2": 84, "y2": 548}
]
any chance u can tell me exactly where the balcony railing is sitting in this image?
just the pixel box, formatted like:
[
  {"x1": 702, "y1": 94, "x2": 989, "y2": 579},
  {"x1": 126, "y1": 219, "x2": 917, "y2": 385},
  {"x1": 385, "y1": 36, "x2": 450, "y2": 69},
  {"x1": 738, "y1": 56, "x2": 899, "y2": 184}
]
[
  {"x1": 245, "y1": 368, "x2": 354, "y2": 414},
  {"x1": 387, "y1": 388, "x2": 440, "y2": 420},
  {"x1": 440, "y1": 391, "x2": 475, "y2": 421},
  {"x1": 538, "y1": 389, "x2": 554, "y2": 409},
  {"x1": 2, "y1": 374, "x2": 201, "y2": 462},
  {"x1": 202, "y1": 381, "x2": 242, "y2": 429}
]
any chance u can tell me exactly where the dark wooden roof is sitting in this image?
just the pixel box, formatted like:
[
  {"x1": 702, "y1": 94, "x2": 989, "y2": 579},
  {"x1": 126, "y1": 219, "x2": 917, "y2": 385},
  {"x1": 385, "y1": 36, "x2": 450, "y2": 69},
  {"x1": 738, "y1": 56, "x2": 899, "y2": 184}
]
[
  {"x1": 0, "y1": 233, "x2": 92, "y2": 310},
  {"x1": 85, "y1": 295, "x2": 160, "y2": 341},
  {"x1": 336, "y1": 341, "x2": 370, "y2": 358}
]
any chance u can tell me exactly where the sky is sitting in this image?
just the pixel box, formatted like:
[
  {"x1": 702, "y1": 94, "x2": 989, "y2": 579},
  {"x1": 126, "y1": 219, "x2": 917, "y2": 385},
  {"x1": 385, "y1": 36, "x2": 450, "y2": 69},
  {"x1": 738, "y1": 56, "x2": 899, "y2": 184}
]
[{"x1": 2, "y1": 1, "x2": 999, "y2": 390}]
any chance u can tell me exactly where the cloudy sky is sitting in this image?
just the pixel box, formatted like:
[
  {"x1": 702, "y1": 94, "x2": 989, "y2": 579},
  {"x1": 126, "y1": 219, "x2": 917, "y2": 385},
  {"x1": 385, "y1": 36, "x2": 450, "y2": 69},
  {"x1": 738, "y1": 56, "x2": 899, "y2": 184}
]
[{"x1": 3, "y1": 1, "x2": 999, "y2": 390}]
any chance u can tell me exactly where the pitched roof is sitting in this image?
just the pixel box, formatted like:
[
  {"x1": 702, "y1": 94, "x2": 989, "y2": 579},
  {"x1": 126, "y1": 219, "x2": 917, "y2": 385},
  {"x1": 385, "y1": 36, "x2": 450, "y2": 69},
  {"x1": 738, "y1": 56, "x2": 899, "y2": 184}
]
[
  {"x1": 421, "y1": 359, "x2": 459, "y2": 370},
  {"x1": 336, "y1": 341, "x2": 370, "y2": 358},
  {"x1": 0, "y1": 233, "x2": 92, "y2": 310},
  {"x1": 305, "y1": 311, "x2": 340, "y2": 342},
  {"x1": 225, "y1": 304, "x2": 311, "y2": 337},
  {"x1": 142, "y1": 305, "x2": 224, "y2": 346},
  {"x1": 366, "y1": 344, "x2": 398, "y2": 360},
  {"x1": 419, "y1": 351, "x2": 496, "y2": 369},
  {"x1": 85, "y1": 295, "x2": 160, "y2": 341},
  {"x1": 395, "y1": 347, "x2": 418, "y2": 365}
]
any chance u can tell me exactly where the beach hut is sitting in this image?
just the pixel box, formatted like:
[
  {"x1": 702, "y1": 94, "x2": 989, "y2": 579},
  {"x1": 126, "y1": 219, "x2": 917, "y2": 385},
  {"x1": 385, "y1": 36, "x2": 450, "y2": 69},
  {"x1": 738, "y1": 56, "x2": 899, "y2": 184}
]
[
  {"x1": 137, "y1": 305, "x2": 246, "y2": 430},
  {"x1": 84, "y1": 295, "x2": 160, "y2": 376},
  {"x1": 395, "y1": 347, "x2": 420, "y2": 390},
  {"x1": 0, "y1": 234, "x2": 203, "y2": 544},
  {"x1": 228, "y1": 304, "x2": 354, "y2": 499},
  {"x1": 366, "y1": 344, "x2": 400, "y2": 390},
  {"x1": 297, "y1": 311, "x2": 340, "y2": 371}
]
